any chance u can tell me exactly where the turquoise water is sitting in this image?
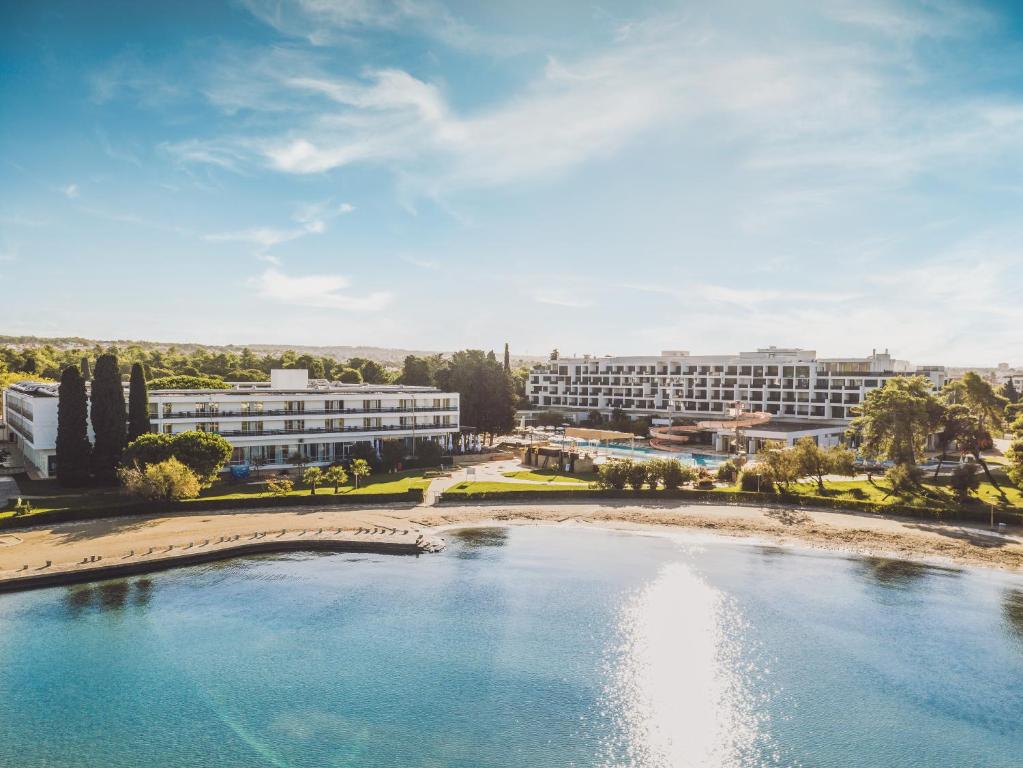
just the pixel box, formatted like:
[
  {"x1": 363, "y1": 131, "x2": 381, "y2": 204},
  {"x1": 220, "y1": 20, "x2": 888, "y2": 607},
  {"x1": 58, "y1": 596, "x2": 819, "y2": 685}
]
[
  {"x1": 549, "y1": 437, "x2": 724, "y2": 466},
  {"x1": 0, "y1": 527, "x2": 1021, "y2": 767}
]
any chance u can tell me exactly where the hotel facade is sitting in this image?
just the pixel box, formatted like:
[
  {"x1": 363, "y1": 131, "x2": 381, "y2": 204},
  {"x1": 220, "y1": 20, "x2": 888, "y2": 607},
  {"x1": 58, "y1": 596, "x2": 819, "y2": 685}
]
[
  {"x1": 3, "y1": 369, "x2": 460, "y2": 478},
  {"x1": 528, "y1": 348, "x2": 947, "y2": 453}
]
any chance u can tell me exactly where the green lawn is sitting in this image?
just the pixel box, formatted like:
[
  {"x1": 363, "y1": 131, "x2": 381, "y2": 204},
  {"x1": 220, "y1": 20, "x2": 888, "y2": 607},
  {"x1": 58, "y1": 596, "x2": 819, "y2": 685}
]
[
  {"x1": 2, "y1": 469, "x2": 434, "y2": 521},
  {"x1": 500, "y1": 470, "x2": 595, "y2": 484}
]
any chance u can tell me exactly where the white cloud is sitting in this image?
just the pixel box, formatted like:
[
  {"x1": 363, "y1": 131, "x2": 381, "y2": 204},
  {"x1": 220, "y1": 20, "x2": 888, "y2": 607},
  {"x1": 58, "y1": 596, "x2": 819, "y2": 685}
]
[
  {"x1": 204, "y1": 227, "x2": 305, "y2": 249},
  {"x1": 400, "y1": 254, "x2": 439, "y2": 270},
  {"x1": 252, "y1": 267, "x2": 392, "y2": 311},
  {"x1": 62, "y1": 184, "x2": 79, "y2": 199},
  {"x1": 531, "y1": 289, "x2": 593, "y2": 309}
]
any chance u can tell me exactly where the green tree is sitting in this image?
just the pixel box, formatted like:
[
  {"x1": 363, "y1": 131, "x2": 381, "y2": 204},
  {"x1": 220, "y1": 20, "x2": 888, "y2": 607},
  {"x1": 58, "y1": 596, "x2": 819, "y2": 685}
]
[
  {"x1": 90, "y1": 353, "x2": 127, "y2": 483},
  {"x1": 625, "y1": 462, "x2": 648, "y2": 490},
  {"x1": 148, "y1": 374, "x2": 231, "y2": 390},
  {"x1": 56, "y1": 366, "x2": 91, "y2": 486},
  {"x1": 932, "y1": 403, "x2": 973, "y2": 479},
  {"x1": 324, "y1": 465, "x2": 349, "y2": 494},
  {"x1": 350, "y1": 458, "x2": 371, "y2": 489},
  {"x1": 943, "y1": 373, "x2": 1009, "y2": 501},
  {"x1": 124, "y1": 431, "x2": 232, "y2": 487},
  {"x1": 1002, "y1": 379, "x2": 1020, "y2": 405},
  {"x1": 127, "y1": 362, "x2": 151, "y2": 442},
  {"x1": 336, "y1": 367, "x2": 363, "y2": 384},
  {"x1": 792, "y1": 438, "x2": 855, "y2": 492},
  {"x1": 847, "y1": 376, "x2": 944, "y2": 467},
  {"x1": 434, "y1": 350, "x2": 516, "y2": 444},
  {"x1": 415, "y1": 438, "x2": 444, "y2": 468},
  {"x1": 503, "y1": 342, "x2": 510, "y2": 372},
  {"x1": 265, "y1": 477, "x2": 294, "y2": 496},
  {"x1": 80, "y1": 356, "x2": 91, "y2": 381},
  {"x1": 397, "y1": 355, "x2": 434, "y2": 386},
  {"x1": 303, "y1": 466, "x2": 323, "y2": 495},
  {"x1": 379, "y1": 439, "x2": 405, "y2": 472},
  {"x1": 758, "y1": 442, "x2": 800, "y2": 489}
]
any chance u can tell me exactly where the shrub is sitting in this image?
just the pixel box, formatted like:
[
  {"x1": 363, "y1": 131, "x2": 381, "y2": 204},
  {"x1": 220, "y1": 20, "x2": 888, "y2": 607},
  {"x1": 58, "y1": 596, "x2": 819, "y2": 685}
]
[
  {"x1": 118, "y1": 458, "x2": 201, "y2": 501},
  {"x1": 647, "y1": 458, "x2": 694, "y2": 490},
  {"x1": 950, "y1": 463, "x2": 981, "y2": 500},
  {"x1": 739, "y1": 464, "x2": 775, "y2": 493},
  {"x1": 379, "y1": 440, "x2": 405, "y2": 472},
  {"x1": 350, "y1": 441, "x2": 380, "y2": 471},
  {"x1": 597, "y1": 460, "x2": 630, "y2": 490},
  {"x1": 147, "y1": 375, "x2": 231, "y2": 390},
  {"x1": 885, "y1": 463, "x2": 923, "y2": 497},
  {"x1": 716, "y1": 459, "x2": 741, "y2": 484},
  {"x1": 122, "y1": 430, "x2": 232, "y2": 487},
  {"x1": 626, "y1": 462, "x2": 649, "y2": 491},
  {"x1": 415, "y1": 438, "x2": 444, "y2": 468},
  {"x1": 265, "y1": 477, "x2": 294, "y2": 497}
]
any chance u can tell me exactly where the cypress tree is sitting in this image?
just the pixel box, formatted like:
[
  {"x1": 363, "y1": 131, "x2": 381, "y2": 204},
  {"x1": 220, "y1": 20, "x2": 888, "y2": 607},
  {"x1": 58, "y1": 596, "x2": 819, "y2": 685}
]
[
  {"x1": 503, "y1": 342, "x2": 510, "y2": 372},
  {"x1": 56, "y1": 366, "x2": 92, "y2": 487},
  {"x1": 80, "y1": 356, "x2": 91, "y2": 381},
  {"x1": 127, "y1": 362, "x2": 151, "y2": 441},
  {"x1": 90, "y1": 353, "x2": 126, "y2": 483}
]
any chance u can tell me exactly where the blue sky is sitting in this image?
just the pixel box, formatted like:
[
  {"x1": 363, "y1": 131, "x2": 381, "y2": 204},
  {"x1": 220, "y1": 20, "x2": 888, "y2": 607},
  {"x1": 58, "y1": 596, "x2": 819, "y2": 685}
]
[{"x1": 2, "y1": 0, "x2": 1023, "y2": 364}]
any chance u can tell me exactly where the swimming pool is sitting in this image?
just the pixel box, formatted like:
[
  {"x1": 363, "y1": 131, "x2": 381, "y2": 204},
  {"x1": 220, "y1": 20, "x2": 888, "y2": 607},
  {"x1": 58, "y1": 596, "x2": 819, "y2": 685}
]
[{"x1": 546, "y1": 438, "x2": 725, "y2": 467}]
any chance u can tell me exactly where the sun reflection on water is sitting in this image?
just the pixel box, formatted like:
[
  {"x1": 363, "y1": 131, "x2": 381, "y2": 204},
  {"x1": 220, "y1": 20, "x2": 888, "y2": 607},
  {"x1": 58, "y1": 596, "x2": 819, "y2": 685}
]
[{"x1": 602, "y1": 561, "x2": 777, "y2": 768}]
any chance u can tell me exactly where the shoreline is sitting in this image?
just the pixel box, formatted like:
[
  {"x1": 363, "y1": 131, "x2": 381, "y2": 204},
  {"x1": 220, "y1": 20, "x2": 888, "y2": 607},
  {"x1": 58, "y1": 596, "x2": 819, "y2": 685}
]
[{"x1": 0, "y1": 499, "x2": 1020, "y2": 592}]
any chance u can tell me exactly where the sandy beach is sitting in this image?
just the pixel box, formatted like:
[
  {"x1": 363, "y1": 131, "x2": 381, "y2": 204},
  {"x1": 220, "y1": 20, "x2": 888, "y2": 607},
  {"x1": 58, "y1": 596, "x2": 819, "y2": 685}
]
[{"x1": 1, "y1": 498, "x2": 1022, "y2": 590}]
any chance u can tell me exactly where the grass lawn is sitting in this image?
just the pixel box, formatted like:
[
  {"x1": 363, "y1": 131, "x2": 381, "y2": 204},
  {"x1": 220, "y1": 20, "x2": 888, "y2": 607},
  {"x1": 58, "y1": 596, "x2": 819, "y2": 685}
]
[
  {"x1": 501, "y1": 470, "x2": 595, "y2": 484},
  {"x1": 185, "y1": 469, "x2": 433, "y2": 501},
  {"x1": 2, "y1": 469, "x2": 434, "y2": 522}
]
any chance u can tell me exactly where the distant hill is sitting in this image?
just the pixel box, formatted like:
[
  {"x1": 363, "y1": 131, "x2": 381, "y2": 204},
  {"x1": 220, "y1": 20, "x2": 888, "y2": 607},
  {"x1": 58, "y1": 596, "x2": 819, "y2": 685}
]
[{"x1": 0, "y1": 335, "x2": 546, "y2": 367}]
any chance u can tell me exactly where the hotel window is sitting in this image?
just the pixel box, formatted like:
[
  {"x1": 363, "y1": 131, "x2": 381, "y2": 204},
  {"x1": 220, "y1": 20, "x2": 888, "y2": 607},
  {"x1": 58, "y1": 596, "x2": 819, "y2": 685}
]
[
  {"x1": 241, "y1": 421, "x2": 263, "y2": 434},
  {"x1": 148, "y1": 403, "x2": 159, "y2": 418},
  {"x1": 362, "y1": 417, "x2": 381, "y2": 429},
  {"x1": 285, "y1": 401, "x2": 305, "y2": 413},
  {"x1": 400, "y1": 416, "x2": 413, "y2": 427},
  {"x1": 196, "y1": 402, "x2": 219, "y2": 415},
  {"x1": 325, "y1": 399, "x2": 343, "y2": 412},
  {"x1": 363, "y1": 399, "x2": 381, "y2": 411},
  {"x1": 399, "y1": 399, "x2": 414, "y2": 410},
  {"x1": 162, "y1": 403, "x2": 173, "y2": 417},
  {"x1": 163, "y1": 424, "x2": 173, "y2": 434},
  {"x1": 325, "y1": 419, "x2": 339, "y2": 431},
  {"x1": 284, "y1": 420, "x2": 305, "y2": 432},
  {"x1": 241, "y1": 401, "x2": 263, "y2": 414},
  {"x1": 199, "y1": 422, "x2": 220, "y2": 434}
]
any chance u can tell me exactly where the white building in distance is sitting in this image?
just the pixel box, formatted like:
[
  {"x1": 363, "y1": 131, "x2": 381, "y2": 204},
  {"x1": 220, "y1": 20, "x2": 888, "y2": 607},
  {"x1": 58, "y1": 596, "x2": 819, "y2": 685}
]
[
  {"x1": 3, "y1": 369, "x2": 460, "y2": 478},
  {"x1": 528, "y1": 347, "x2": 946, "y2": 453}
]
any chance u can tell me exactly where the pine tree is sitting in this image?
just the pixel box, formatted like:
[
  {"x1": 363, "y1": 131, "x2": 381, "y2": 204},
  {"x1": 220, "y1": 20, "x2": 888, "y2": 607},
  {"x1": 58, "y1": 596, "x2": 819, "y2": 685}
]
[
  {"x1": 503, "y1": 342, "x2": 510, "y2": 372},
  {"x1": 56, "y1": 366, "x2": 92, "y2": 486},
  {"x1": 90, "y1": 353, "x2": 127, "y2": 483},
  {"x1": 80, "y1": 356, "x2": 91, "y2": 381},
  {"x1": 127, "y1": 362, "x2": 151, "y2": 441}
]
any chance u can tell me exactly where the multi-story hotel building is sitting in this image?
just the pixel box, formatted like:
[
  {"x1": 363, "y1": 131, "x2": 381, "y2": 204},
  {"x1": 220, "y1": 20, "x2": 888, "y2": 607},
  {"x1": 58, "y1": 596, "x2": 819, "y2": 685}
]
[
  {"x1": 3, "y1": 369, "x2": 460, "y2": 478},
  {"x1": 528, "y1": 347, "x2": 946, "y2": 452}
]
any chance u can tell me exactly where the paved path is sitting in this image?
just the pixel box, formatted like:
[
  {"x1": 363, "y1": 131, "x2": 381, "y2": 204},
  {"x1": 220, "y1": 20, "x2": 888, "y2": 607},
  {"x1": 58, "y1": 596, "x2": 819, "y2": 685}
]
[{"x1": 420, "y1": 459, "x2": 586, "y2": 505}]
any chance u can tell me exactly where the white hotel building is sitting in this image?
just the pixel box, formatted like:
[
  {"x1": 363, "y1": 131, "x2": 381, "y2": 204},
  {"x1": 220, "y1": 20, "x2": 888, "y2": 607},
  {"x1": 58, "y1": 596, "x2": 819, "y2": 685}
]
[
  {"x1": 528, "y1": 348, "x2": 946, "y2": 452},
  {"x1": 3, "y1": 369, "x2": 460, "y2": 479}
]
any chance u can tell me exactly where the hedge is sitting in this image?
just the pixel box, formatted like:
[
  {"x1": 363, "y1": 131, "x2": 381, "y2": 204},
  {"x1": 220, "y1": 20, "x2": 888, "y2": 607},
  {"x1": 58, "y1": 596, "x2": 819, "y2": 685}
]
[
  {"x1": 0, "y1": 488, "x2": 425, "y2": 531},
  {"x1": 438, "y1": 487, "x2": 1023, "y2": 526}
]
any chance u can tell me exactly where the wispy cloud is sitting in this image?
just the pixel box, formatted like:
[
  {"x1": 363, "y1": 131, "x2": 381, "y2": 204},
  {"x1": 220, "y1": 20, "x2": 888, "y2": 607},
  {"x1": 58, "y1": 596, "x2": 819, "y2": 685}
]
[
  {"x1": 251, "y1": 267, "x2": 392, "y2": 311},
  {"x1": 238, "y1": 0, "x2": 533, "y2": 53},
  {"x1": 531, "y1": 289, "x2": 593, "y2": 309},
  {"x1": 62, "y1": 183, "x2": 79, "y2": 199},
  {"x1": 205, "y1": 199, "x2": 356, "y2": 251},
  {"x1": 400, "y1": 254, "x2": 440, "y2": 270}
]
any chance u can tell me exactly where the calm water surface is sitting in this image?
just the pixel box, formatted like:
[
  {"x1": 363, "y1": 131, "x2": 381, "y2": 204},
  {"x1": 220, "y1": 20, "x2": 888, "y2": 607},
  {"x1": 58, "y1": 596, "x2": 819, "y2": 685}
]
[{"x1": 0, "y1": 526, "x2": 1021, "y2": 767}]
